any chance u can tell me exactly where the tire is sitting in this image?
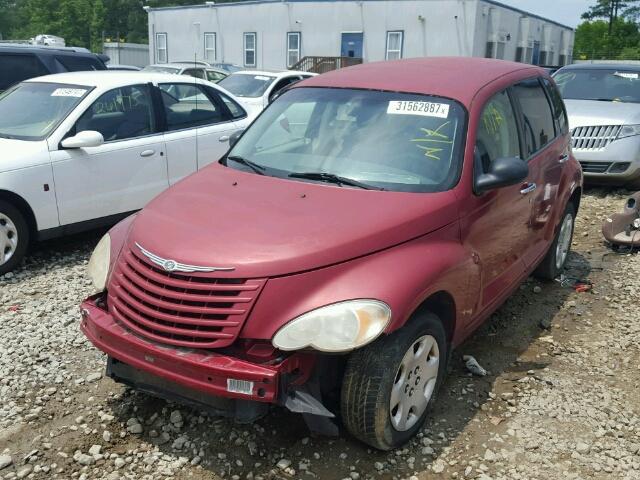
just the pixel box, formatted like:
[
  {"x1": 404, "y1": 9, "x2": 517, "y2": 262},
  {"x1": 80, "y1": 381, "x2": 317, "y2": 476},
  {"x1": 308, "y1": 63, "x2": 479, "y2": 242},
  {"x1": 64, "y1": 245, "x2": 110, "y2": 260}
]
[
  {"x1": 0, "y1": 200, "x2": 29, "y2": 276},
  {"x1": 534, "y1": 202, "x2": 575, "y2": 280},
  {"x1": 340, "y1": 312, "x2": 448, "y2": 450}
]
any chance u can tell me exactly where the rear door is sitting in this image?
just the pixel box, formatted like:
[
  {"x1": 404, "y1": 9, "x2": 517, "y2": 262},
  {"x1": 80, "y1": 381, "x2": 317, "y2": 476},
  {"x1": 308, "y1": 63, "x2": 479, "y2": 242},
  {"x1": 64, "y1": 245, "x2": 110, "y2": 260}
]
[
  {"x1": 510, "y1": 77, "x2": 564, "y2": 268},
  {"x1": 0, "y1": 53, "x2": 49, "y2": 92}
]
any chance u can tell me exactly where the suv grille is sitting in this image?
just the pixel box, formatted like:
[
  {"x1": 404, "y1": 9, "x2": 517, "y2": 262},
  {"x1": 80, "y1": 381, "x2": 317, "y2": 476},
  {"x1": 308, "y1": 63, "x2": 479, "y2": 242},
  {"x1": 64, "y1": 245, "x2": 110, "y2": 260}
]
[
  {"x1": 571, "y1": 125, "x2": 621, "y2": 151},
  {"x1": 108, "y1": 248, "x2": 265, "y2": 349}
]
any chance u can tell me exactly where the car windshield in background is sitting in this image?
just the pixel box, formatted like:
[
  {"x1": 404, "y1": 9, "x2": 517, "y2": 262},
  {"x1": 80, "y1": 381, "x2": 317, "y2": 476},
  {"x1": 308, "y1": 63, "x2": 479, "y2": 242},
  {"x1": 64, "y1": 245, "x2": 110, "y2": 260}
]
[
  {"x1": 142, "y1": 65, "x2": 181, "y2": 74},
  {"x1": 0, "y1": 82, "x2": 90, "y2": 140},
  {"x1": 218, "y1": 74, "x2": 276, "y2": 97},
  {"x1": 554, "y1": 69, "x2": 640, "y2": 103},
  {"x1": 226, "y1": 87, "x2": 465, "y2": 192}
]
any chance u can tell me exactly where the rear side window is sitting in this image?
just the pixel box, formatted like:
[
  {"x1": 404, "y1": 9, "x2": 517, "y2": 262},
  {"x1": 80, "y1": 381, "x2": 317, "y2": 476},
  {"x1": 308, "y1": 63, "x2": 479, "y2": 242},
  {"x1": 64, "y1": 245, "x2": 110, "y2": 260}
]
[
  {"x1": 55, "y1": 55, "x2": 104, "y2": 72},
  {"x1": 543, "y1": 78, "x2": 569, "y2": 135},
  {"x1": 511, "y1": 78, "x2": 556, "y2": 157},
  {"x1": 75, "y1": 84, "x2": 155, "y2": 141},
  {"x1": 159, "y1": 83, "x2": 227, "y2": 130},
  {"x1": 183, "y1": 68, "x2": 206, "y2": 80},
  {"x1": 476, "y1": 90, "x2": 521, "y2": 173},
  {"x1": 0, "y1": 54, "x2": 49, "y2": 91}
]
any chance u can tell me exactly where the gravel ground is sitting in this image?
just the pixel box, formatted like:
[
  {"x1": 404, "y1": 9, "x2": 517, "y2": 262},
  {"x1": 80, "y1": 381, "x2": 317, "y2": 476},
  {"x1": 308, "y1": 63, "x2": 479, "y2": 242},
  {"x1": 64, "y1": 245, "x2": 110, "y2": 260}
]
[{"x1": 1, "y1": 189, "x2": 639, "y2": 480}]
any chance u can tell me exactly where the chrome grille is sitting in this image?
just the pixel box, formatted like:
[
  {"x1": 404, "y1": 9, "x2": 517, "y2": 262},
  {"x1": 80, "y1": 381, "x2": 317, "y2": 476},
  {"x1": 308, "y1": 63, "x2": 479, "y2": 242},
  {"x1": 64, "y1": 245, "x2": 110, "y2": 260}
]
[
  {"x1": 571, "y1": 125, "x2": 621, "y2": 151},
  {"x1": 108, "y1": 247, "x2": 265, "y2": 349}
]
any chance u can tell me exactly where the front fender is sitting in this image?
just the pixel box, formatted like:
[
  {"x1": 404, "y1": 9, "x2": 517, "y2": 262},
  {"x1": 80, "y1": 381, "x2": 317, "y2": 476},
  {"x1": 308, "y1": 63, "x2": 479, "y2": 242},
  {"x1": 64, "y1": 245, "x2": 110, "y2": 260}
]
[{"x1": 241, "y1": 222, "x2": 479, "y2": 344}]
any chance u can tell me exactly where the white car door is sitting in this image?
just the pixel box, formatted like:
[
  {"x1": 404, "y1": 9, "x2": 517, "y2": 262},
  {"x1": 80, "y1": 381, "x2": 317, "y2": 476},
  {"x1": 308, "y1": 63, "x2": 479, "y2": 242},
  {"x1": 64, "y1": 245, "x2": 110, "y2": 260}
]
[{"x1": 49, "y1": 84, "x2": 168, "y2": 225}]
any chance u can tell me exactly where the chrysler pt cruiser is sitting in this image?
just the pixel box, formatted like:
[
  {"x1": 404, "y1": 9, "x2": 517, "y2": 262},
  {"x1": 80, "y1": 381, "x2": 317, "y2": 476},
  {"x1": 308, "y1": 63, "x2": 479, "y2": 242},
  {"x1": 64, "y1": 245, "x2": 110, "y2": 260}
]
[{"x1": 80, "y1": 58, "x2": 582, "y2": 450}]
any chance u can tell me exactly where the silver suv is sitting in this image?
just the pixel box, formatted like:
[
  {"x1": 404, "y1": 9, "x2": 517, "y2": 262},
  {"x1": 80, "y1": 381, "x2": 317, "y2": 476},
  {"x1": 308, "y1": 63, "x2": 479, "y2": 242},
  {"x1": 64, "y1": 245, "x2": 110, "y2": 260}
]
[{"x1": 554, "y1": 63, "x2": 640, "y2": 188}]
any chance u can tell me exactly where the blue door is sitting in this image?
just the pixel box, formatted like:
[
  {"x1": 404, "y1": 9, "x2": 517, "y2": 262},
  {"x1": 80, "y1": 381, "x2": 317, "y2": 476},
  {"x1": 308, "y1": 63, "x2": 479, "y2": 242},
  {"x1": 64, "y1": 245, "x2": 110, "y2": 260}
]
[
  {"x1": 341, "y1": 33, "x2": 364, "y2": 58},
  {"x1": 532, "y1": 41, "x2": 541, "y2": 65}
]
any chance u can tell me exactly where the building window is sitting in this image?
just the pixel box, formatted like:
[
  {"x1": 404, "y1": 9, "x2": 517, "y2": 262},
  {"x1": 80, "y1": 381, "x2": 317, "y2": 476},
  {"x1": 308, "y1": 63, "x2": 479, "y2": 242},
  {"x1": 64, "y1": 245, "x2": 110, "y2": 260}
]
[
  {"x1": 244, "y1": 32, "x2": 256, "y2": 67},
  {"x1": 155, "y1": 33, "x2": 168, "y2": 63},
  {"x1": 287, "y1": 32, "x2": 301, "y2": 67},
  {"x1": 386, "y1": 31, "x2": 403, "y2": 60},
  {"x1": 204, "y1": 33, "x2": 216, "y2": 62}
]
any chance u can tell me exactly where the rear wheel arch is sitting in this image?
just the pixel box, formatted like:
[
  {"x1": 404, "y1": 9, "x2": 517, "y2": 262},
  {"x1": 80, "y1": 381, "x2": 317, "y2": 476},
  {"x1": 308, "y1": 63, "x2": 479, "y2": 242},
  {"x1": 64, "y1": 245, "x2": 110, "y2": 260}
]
[{"x1": 0, "y1": 190, "x2": 38, "y2": 240}]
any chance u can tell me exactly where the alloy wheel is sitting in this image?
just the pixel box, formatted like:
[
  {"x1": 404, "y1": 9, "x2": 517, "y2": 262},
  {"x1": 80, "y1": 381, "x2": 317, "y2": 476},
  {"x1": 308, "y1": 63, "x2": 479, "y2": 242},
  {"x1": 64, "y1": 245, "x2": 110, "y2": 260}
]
[
  {"x1": 389, "y1": 335, "x2": 440, "y2": 431},
  {"x1": 555, "y1": 212, "x2": 574, "y2": 270},
  {"x1": 0, "y1": 213, "x2": 19, "y2": 266}
]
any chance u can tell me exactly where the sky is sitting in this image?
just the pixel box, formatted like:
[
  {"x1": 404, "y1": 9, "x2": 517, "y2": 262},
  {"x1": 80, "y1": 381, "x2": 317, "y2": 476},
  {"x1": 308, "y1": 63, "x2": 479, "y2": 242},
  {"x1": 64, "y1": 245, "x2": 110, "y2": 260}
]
[{"x1": 501, "y1": 0, "x2": 593, "y2": 27}]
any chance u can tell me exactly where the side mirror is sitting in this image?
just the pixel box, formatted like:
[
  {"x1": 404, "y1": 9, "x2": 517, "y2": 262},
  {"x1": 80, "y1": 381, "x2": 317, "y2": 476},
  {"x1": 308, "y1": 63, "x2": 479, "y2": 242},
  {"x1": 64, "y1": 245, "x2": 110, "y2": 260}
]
[
  {"x1": 61, "y1": 130, "x2": 104, "y2": 149},
  {"x1": 475, "y1": 156, "x2": 529, "y2": 193},
  {"x1": 228, "y1": 129, "x2": 244, "y2": 148}
]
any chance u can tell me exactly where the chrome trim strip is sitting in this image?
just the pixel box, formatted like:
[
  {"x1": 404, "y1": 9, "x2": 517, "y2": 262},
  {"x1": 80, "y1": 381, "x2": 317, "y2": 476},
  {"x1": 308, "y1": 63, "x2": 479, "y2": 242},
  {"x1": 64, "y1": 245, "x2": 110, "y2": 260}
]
[{"x1": 135, "y1": 242, "x2": 235, "y2": 272}]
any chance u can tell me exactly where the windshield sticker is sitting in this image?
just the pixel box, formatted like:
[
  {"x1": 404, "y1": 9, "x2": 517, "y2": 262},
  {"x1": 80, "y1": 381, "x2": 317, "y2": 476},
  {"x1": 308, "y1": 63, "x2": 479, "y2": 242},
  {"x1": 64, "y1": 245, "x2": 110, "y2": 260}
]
[
  {"x1": 254, "y1": 75, "x2": 271, "y2": 81},
  {"x1": 387, "y1": 101, "x2": 449, "y2": 118},
  {"x1": 51, "y1": 88, "x2": 86, "y2": 98},
  {"x1": 614, "y1": 72, "x2": 639, "y2": 80},
  {"x1": 410, "y1": 121, "x2": 453, "y2": 161}
]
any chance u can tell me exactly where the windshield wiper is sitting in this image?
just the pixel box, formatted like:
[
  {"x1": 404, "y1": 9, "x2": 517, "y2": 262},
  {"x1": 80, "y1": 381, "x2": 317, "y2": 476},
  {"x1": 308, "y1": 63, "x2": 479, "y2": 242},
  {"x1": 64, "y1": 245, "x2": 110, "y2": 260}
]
[
  {"x1": 226, "y1": 155, "x2": 266, "y2": 175},
  {"x1": 289, "y1": 172, "x2": 383, "y2": 190}
]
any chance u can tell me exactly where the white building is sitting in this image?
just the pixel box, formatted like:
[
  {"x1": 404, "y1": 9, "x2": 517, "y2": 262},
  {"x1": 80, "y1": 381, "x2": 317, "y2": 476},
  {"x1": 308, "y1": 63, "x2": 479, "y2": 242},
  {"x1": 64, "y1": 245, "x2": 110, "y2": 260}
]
[{"x1": 146, "y1": 0, "x2": 574, "y2": 71}]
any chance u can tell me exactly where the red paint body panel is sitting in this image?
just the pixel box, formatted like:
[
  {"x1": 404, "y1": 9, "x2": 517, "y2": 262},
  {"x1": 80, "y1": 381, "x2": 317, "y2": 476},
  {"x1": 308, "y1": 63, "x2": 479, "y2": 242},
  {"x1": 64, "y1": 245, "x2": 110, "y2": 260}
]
[{"x1": 80, "y1": 58, "x2": 583, "y2": 407}]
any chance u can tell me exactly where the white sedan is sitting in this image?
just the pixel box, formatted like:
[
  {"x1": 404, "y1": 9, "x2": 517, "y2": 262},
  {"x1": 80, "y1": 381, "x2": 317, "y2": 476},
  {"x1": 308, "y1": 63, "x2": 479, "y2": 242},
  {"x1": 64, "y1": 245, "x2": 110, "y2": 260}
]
[
  {"x1": 0, "y1": 71, "x2": 251, "y2": 274},
  {"x1": 217, "y1": 70, "x2": 316, "y2": 116}
]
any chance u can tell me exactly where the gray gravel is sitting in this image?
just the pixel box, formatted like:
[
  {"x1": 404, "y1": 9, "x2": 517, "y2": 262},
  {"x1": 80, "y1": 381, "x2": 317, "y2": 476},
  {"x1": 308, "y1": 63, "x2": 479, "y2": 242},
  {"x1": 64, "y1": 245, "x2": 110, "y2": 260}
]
[{"x1": 1, "y1": 190, "x2": 639, "y2": 480}]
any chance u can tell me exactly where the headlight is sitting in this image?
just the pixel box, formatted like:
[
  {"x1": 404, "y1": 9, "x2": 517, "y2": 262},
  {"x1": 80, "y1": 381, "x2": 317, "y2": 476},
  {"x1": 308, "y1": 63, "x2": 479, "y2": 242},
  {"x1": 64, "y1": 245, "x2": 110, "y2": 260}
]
[
  {"x1": 617, "y1": 124, "x2": 640, "y2": 140},
  {"x1": 272, "y1": 300, "x2": 391, "y2": 352},
  {"x1": 87, "y1": 234, "x2": 111, "y2": 293}
]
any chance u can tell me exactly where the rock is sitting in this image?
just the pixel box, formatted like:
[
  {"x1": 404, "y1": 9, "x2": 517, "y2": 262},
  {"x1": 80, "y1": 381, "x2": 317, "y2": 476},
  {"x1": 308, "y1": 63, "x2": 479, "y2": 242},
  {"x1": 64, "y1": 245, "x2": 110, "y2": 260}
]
[
  {"x1": 103, "y1": 430, "x2": 112, "y2": 442},
  {"x1": 73, "y1": 452, "x2": 95, "y2": 466},
  {"x1": 88, "y1": 445, "x2": 102, "y2": 456},
  {"x1": 576, "y1": 442, "x2": 591, "y2": 454},
  {"x1": 533, "y1": 285, "x2": 542, "y2": 294},
  {"x1": 127, "y1": 423, "x2": 143, "y2": 434},
  {"x1": 169, "y1": 410, "x2": 183, "y2": 425},
  {"x1": 86, "y1": 372, "x2": 102, "y2": 383},
  {"x1": 16, "y1": 465, "x2": 33, "y2": 479},
  {"x1": 276, "y1": 459, "x2": 291, "y2": 470},
  {"x1": 0, "y1": 455, "x2": 12, "y2": 470},
  {"x1": 432, "y1": 460, "x2": 445, "y2": 473},
  {"x1": 484, "y1": 449, "x2": 497, "y2": 462},
  {"x1": 374, "y1": 462, "x2": 384, "y2": 471}
]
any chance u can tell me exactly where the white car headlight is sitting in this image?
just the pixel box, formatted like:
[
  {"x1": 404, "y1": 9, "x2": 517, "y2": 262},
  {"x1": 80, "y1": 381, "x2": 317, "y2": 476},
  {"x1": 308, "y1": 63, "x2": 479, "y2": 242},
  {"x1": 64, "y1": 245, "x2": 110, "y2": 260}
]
[
  {"x1": 87, "y1": 234, "x2": 111, "y2": 293},
  {"x1": 617, "y1": 124, "x2": 640, "y2": 140},
  {"x1": 272, "y1": 300, "x2": 391, "y2": 352}
]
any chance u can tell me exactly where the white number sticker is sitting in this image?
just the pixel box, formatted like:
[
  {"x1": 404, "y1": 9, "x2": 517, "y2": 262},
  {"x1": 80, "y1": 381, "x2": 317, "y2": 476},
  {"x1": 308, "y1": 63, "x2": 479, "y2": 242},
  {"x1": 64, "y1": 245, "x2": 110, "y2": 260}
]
[
  {"x1": 614, "y1": 72, "x2": 639, "y2": 80},
  {"x1": 254, "y1": 75, "x2": 271, "y2": 81},
  {"x1": 227, "y1": 378, "x2": 254, "y2": 395},
  {"x1": 51, "y1": 88, "x2": 86, "y2": 98},
  {"x1": 387, "y1": 101, "x2": 450, "y2": 118}
]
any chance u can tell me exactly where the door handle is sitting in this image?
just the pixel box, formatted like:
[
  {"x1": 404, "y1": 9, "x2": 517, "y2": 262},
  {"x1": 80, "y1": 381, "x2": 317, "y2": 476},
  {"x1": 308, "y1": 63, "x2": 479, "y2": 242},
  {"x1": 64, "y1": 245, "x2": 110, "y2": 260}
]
[
  {"x1": 558, "y1": 153, "x2": 569, "y2": 163},
  {"x1": 140, "y1": 149, "x2": 155, "y2": 157},
  {"x1": 219, "y1": 135, "x2": 230, "y2": 143},
  {"x1": 520, "y1": 182, "x2": 537, "y2": 195}
]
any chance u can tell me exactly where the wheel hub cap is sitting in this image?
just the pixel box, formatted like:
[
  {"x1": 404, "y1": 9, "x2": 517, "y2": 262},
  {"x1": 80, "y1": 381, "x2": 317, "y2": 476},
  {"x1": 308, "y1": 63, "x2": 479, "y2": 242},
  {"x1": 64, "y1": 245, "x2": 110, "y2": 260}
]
[
  {"x1": 0, "y1": 213, "x2": 18, "y2": 267},
  {"x1": 389, "y1": 335, "x2": 440, "y2": 431},
  {"x1": 555, "y1": 213, "x2": 573, "y2": 270}
]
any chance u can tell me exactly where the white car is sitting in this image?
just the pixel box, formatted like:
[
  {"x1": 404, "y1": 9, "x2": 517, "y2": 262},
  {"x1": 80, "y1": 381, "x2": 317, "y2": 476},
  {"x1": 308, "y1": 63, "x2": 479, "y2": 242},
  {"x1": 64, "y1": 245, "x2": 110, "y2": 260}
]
[
  {"x1": 0, "y1": 71, "x2": 251, "y2": 274},
  {"x1": 217, "y1": 70, "x2": 316, "y2": 116}
]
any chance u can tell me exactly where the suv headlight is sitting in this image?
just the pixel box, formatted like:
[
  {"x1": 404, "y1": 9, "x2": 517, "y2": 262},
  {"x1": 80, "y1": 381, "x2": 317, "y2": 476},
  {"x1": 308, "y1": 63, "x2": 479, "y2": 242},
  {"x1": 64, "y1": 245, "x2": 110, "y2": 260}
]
[
  {"x1": 87, "y1": 234, "x2": 111, "y2": 293},
  {"x1": 617, "y1": 124, "x2": 640, "y2": 140},
  {"x1": 272, "y1": 300, "x2": 391, "y2": 352}
]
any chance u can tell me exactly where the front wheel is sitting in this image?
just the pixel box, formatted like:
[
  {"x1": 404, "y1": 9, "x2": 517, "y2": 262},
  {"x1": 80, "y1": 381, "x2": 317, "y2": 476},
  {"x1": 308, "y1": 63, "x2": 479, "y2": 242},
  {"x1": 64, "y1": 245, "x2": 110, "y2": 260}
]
[
  {"x1": 0, "y1": 200, "x2": 29, "y2": 276},
  {"x1": 534, "y1": 202, "x2": 575, "y2": 280},
  {"x1": 340, "y1": 312, "x2": 448, "y2": 450}
]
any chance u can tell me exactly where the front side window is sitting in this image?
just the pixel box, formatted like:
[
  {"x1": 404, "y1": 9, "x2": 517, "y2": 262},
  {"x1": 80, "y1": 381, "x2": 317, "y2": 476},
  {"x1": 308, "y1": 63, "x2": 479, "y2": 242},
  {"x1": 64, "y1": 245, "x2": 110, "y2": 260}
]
[
  {"x1": 156, "y1": 33, "x2": 168, "y2": 63},
  {"x1": 0, "y1": 82, "x2": 89, "y2": 140},
  {"x1": 159, "y1": 83, "x2": 225, "y2": 130},
  {"x1": 204, "y1": 33, "x2": 216, "y2": 62},
  {"x1": 218, "y1": 73, "x2": 276, "y2": 98},
  {"x1": 225, "y1": 87, "x2": 466, "y2": 193},
  {"x1": 475, "y1": 90, "x2": 521, "y2": 173},
  {"x1": 386, "y1": 31, "x2": 403, "y2": 60},
  {"x1": 511, "y1": 78, "x2": 556, "y2": 157},
  {"x1": 543, "y1": 78, "x2": 568, "y2": 135},
  {"x1": 0, "y1": 54, "x2": 49, "y2": 91},
  {"x1": 206, "y1": 70, "x2": 226, "y2": 82},
  {"x1": 244, "y1": 33, "x2": 256, "y2": 67},
  {"x1": 75, "y1": 84, "x2": 155, "y2": 142},
  {"x1": 287, "y1": 32, "x2": 301, "y2": 68},
  {"x1": 554, "y1": 68, "x2": 640, "y2": 103}
]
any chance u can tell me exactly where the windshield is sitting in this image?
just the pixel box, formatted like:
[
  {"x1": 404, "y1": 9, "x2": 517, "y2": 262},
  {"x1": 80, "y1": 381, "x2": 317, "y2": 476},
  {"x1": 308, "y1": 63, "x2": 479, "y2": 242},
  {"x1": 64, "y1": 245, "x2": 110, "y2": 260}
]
[
  {"x1": 0, "y1": 82, "x2": 90, "y2": 140},
  {"x1": 554, "y1": 68, "x2": 640, "y2": 103},
  {"x1": 218, "y1": 74, "x2": 276, "y2": 97},
  {"x1": 224, "y1": 87, "x2": 466, "y2": 192},
  {"x1": 142, "y1": 65, "x2": 181, "y2": 74}
]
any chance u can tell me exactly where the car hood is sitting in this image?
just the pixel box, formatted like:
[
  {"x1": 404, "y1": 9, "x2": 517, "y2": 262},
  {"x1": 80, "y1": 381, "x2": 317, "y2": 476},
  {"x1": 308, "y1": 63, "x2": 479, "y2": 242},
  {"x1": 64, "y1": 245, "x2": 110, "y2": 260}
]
[
  {"x1": 126, "y1": 163, "x2": 459, "y2": 278},
  {"x1": 0, "y1": 137, "x2": 49, "y2": 171},
  {"x1": 565, "y1": 99, "x2": 640, "y2": 128}
]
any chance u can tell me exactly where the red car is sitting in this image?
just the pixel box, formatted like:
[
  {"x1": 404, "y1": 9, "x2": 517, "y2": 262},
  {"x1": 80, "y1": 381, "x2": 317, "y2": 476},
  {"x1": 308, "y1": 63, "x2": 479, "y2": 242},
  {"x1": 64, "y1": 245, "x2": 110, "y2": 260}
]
[{"x1": 80, "y1": 58, "x2": 582, "y2": 450}]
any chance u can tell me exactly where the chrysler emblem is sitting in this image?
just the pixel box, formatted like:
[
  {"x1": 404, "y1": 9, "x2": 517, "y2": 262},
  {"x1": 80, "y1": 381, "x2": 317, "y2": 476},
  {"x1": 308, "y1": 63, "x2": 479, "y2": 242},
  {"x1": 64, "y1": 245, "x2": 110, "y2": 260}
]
[{"x1": 135, "y1": 243, "x2": 235, "y2": 273}]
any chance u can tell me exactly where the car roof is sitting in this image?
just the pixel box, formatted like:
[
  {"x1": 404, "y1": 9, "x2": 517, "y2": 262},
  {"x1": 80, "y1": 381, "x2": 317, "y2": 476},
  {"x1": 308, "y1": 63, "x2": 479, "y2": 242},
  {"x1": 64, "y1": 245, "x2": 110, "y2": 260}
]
[
  {"x1": 23, "y1": 70, "x2": 214, "y2": 88},
  {"x1": 557, "y1": 63, "x2": 640, "y2": 72},
  {"x1": 0, "y1": 43, "x2": 99, "y2": 58},
  {"x1": 296, "y1": 57, "x2": 541, "y2": 106}
]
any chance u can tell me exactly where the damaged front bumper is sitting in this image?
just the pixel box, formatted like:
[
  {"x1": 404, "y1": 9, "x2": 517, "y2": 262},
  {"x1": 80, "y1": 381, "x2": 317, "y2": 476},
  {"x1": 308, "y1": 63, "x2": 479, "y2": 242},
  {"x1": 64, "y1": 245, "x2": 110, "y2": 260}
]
[{"x1": 80, "y1": 297, "x2": 335, "y2": 426}]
